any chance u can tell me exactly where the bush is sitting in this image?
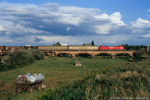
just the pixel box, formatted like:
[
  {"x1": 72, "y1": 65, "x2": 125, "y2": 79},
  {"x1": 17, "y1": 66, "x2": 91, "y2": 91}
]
[
  {"x1": 6, "y1": 50, "x2": 34, "y2": 68},
  {"x1": 0, "y1": 56, "x2": 4, "y2": 70},
  {"x1": 4, "y1": 49, "x2": 44, "y2": 69},
  {"x1": 31, "y1": 49, "x2": 45, "y2": 60}
]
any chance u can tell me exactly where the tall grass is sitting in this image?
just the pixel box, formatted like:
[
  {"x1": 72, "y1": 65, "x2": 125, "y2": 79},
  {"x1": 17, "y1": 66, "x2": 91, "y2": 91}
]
[
  {"x1": 0, "y1": 57, "x2": 128, "y2": 100},
  {"x1": 1, "y1": 56, "x2": 150, "y2": 100},
  {"x1": 37, "y1": 60, "x2": 150, "y2": 100}
]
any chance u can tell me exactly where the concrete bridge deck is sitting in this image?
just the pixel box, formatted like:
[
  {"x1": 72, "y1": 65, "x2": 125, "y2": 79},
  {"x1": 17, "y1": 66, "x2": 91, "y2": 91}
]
[
  {"x1": 43, "y1": 50, "x2": 134, "y2": 59},
  {"x1": 0, "y1": 50, "x2": 134, "y2": 59}
]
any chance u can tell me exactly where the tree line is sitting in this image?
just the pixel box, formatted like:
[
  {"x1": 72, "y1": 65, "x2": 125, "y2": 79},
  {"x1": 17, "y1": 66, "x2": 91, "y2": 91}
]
[{"x1": 122, "y1": 44, "x2": 147, "y2": 51}]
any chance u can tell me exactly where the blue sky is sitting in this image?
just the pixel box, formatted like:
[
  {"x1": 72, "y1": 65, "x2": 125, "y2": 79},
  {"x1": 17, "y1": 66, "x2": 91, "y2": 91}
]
[{"x1": 0, "y1": 0, "x2": 150, "y2": 46}]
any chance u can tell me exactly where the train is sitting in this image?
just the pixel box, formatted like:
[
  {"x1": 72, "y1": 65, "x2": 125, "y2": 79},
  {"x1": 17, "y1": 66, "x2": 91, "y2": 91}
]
[
  {"x1": 36, "y1": 45, "x2": 125, "y2": 51},
  {"x1": 0, "y1": 46, "x2": 37, "y2": 52},
  {"x1": 0, "y1": 45, "x2": 125, "y2": 52},
  {"x1": 38, "y1": 45, "x2": 99, "y2": 51},
  {"x1": 99, "y1": 46, "x2": 125, "y2": 51}
]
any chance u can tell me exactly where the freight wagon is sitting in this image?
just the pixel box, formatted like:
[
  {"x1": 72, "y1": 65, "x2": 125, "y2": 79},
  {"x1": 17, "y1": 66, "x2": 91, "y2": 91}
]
[
  {"x1": 38, "y1": 46, "x2": 68, "y2": 51},
  {"x1": 69, "y1": 45, "x2": 98, "y2": 51},
  {"x1": 6, "y1": 46, "x2": 21, "y2": 51},
  {"x1": 99, "y1": 46, "x2": 125, "y2": 51},
  {"x1": 23, "y1": 46, "x2": 38, "y2": 50},
  {"x1": 0, "y1": 46, "x2": 6, "y2": 51}
]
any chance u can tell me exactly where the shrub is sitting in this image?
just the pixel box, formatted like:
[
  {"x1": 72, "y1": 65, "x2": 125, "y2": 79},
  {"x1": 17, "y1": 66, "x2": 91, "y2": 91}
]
[
  {"x1": 6, "y1": 49, "x2": 34, "y2": 68},
  {"x1": 4, "y1": 49, "x2": 44, "y2": 69},
  {"x1": 31, "y1": 49, "x2": 44, "y2": 60},
  {"x1": 0, "y1": 56, "x2": 4, "y2": 70}
]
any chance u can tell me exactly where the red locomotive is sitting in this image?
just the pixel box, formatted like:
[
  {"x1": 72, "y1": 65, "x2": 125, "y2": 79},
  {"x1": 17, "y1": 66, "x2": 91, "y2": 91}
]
[{"x1": 99, "y1": 46, "x2": 125, "y2": 51}]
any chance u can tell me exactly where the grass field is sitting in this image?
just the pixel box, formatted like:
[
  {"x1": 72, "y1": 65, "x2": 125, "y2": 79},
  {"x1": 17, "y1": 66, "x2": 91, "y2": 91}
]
[
  {"x1": 1, "y1": 56, "x2": 149, "y2": 99},
  {"x1": 0, "y1": 56, "x2": 129, "y2": 100}
]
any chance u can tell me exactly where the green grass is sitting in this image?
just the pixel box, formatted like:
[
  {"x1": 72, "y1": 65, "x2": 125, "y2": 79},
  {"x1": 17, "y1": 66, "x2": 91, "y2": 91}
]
[
  {"x1": 0, "y1": 56, "x2": 129, "y2": 100},
  {"x1": 36, "y1": 57, "x2": 150, "y2": 100}
]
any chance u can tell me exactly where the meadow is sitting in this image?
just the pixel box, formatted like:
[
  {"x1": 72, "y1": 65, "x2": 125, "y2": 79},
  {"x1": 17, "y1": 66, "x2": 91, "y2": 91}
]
[{"x1": 0, "y1": 56, "x2": 150, "y2": 99}]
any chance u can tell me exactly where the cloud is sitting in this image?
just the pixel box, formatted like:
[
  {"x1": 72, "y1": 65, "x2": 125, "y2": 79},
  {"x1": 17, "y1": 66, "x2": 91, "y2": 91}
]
[
  {"x1": 93, "y1": 24, "x2": 112, "y2": 34},
  {"x1": 34, "y1": 35, "x2": 126, "y2": 45},
  {"x1": 0, "y1": 25, "x2": 4, "y2": 31},
  {"x1": 0, "y1": 2, "x2": 126, "y2": 36},
  {"x1": 109, "y1": 12, "x2": 125, "y2": 26},
  {"x1": 0, "y1": 2, "x2": 149, "y2": 45},
  {"x1": 142, "y1": 34, "x2": 150, "y2": 38},
  {"x1": 66, "y1": 27, "x2": 71, "y2": 31},
  {"x1": 92, "y1": 12, "x2": 125, "y2": 34},
  {"x1": 131, "y1": 18, "x2": 150, "y2": 35},
  {"x1": 131, "y1": 18, "x2": 150, "y2": 28}
]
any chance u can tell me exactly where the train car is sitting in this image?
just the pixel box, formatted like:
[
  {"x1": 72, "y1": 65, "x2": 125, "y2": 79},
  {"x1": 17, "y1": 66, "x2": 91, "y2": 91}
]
[
  {"x1": 38, "y1": 46, "x2": 68, "y2": 51},
  {"x1": 23, "y1": 46, "x2": 38, "y2": 50},
  {"x1": 0, "y1": 46, "x2": 6, "y2": 51},
  {"x1": 6, "y1": 46, "x2": 21, "y2": 51},
  {"x1": 69, "y1": 45, "x2": 98, "y2": 51},
  {"x1": 99, "y1": 46, "x2": 125, "y2": 51}
]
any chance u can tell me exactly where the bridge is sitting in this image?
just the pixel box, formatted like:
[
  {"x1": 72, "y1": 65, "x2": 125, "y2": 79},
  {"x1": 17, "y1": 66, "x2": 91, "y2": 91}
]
[
  {"x1": 0, "y1": 50, "x2": 134, "y2": 59},
  {"x1": 43, "y1": 50, "x2": 134, "y2": 59}
]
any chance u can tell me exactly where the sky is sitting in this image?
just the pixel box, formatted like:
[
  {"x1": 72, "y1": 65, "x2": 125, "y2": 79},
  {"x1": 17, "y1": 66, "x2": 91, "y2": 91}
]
[{"x1": 0, "y1": 0, "x2": 150, "y2": 46}]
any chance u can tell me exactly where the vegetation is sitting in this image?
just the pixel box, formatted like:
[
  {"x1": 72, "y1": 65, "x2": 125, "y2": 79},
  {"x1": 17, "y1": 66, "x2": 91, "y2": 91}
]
[
  {"x1": 0, "y1": 49, "x2": 44, "y2": 70},
  {"x1": 0, "y1": 57, "x2": 4, "y2": 70},
  {"x1": 53, "y1": 42, "x2": 61, "y2": 46},
  {"x1": 0, "y1": 53, "x2": 150, "y2": 99},
  {"x1": 91, "y1": 40, "x2": 94, "y2": 46},
  {"x1": 122, "y1": 44, "x2": 147, "y2": 51},
  {"x1": 38, "y1": 60, "x2": 150, "y2": 99},
  {"x1": 0, "y1": 57, "x2": 128, "y2": 100}
]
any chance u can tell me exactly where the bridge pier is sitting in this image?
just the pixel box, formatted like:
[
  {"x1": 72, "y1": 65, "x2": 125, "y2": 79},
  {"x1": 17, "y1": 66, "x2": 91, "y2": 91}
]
[
  {"x1": 52, "y1": 52, "x2": 55, "y2": 57},
  {"x1": 91, "y1": 54, "x2": 95, "y2": 58},
  {"x1": 71, "y1": 54, "x2": 76, "y2": 58},
  {"x1": 111, "y1": 53, "x2": 116, "y2": 59},
  {"x1": 129, "y1": 53, "x2": 134, "y2": 60},
  {"x1": 46, "y1": 53, "x2": 52, "y2": 56}
]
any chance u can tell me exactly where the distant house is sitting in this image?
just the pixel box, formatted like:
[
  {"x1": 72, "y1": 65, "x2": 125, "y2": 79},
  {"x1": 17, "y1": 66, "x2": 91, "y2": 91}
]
[{"x1": 60, "y1": 43, "x2": 67, "y2": 46}]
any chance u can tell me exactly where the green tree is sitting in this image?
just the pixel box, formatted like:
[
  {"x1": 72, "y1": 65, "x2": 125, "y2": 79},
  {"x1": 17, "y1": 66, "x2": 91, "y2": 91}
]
[
  {"x1": 91, "y1": 40, "x2": 94, "y2": 46},
  {"x1": 31, "y1": 49, "x2": 44, "y2": 60},
  {"x1": 53, "y1": 42, "x2": 61, "y2": 46}
]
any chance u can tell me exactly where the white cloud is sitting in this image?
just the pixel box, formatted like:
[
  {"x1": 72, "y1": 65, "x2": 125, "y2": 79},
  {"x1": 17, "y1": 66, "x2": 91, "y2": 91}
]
[
  {"x1": 131, "y1": 18, "x2": 150, "y2": 28},
  {"x1": 142, "y1": 34, "x2": 150, "y2": 38},
  {"x1": 0, "y1": 21, "x2": 45, "y2": 35},
  {"x1": 34, "y1": 34, "x2": 129, "y2": 45},
  {"x1": 94, "y1": 24, "x2": 112, "y2": 34},
  {"x1": 94, "y1": 13, "x2": 109, "y2": 20},
  {"x1": 66, "y1": 27, "x2": 71, "y2": 31},
  {"x1": 0, "y1": 25, "x2": 4, "y2": 31},
  {"x1": 0, "y1": 2, "x2": 126, "y2": 35},
  {"x1": 92, "y1": 12, "x2": 125, "y2": 34},
  {"x1": 0, "y1": 2, "x2": 149, "y2": 45},
  {"x1": 132, "y1": 29, "x2": 144, "y2": 33},
  {"x1": 56, "y1": 14, "x2": 83, "y2": 26},
  {"x1": 109, "y1": 12, "x2": 125, "y2": 26}
]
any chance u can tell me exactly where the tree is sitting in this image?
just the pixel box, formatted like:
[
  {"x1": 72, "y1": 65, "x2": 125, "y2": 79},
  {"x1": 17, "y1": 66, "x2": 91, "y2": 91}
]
[
  {"x1": 91, "y1": 40, "x2": 94, "y2": 46},
  {"x1": 53, "y1": 42, "x2": 61, "y2": 46}
]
